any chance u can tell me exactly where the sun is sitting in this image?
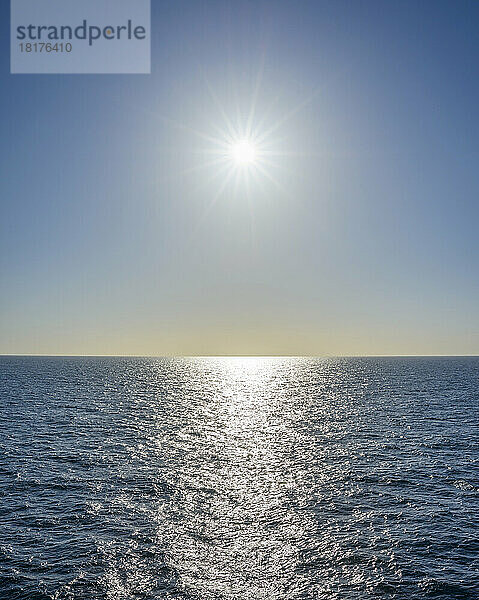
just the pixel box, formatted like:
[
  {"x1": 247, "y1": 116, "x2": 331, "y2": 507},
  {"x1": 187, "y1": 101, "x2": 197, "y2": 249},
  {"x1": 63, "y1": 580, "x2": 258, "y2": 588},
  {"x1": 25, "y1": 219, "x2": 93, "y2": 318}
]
[{"x1": 230, "y1": 139, "x2": 257, "y2": 165}]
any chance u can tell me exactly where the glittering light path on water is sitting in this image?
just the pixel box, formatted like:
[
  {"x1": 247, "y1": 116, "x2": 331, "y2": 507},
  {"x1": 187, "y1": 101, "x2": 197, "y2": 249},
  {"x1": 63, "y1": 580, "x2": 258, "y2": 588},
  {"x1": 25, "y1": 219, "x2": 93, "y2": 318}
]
[{"x1": 0, "y1": 356, "x2": 478, "y2": 599}]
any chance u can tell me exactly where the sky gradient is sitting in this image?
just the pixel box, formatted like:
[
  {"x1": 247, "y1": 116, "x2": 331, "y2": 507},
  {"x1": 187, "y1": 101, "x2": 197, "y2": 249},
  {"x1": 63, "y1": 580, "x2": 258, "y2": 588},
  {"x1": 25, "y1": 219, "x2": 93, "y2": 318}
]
[{"x1": 1, "y1": 0, "x2": 479, "y2": 356}]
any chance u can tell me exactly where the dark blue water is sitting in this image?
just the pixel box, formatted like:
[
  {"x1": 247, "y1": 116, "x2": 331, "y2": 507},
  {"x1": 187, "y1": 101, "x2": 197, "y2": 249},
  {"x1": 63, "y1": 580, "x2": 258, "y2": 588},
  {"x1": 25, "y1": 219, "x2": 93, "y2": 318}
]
[{"x1": 0, "y1": 356, "x2": 478, "y2": 599}]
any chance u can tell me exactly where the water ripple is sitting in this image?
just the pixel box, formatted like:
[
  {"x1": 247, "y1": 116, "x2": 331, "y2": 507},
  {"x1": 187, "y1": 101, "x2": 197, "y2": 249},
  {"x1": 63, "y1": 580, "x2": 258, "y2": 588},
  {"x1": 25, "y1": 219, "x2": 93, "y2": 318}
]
[{"x1": 0, "y1": 356, "x2": 478, "y2": 599}]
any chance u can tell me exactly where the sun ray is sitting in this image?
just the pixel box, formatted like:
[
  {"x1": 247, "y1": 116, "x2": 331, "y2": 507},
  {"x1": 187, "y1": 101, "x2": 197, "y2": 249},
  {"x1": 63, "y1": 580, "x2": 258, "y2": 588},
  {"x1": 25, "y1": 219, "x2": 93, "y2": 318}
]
[
  {"x1": 253, "y1": 162, "x2": 288, "y2": 197},
  {"x1": 201, "y1": 71, "x2": 238, "y2": 141},
  {"x1": 150, "y1": 113, "x2": 225, "y2": 148},
  {"x1": 255, "y1": 86, "x2": 323, "y2": 144},
  {"x1": 246, "y1": 52, "x2": 266, "y2": 138},
  {"x1": 201, "y1": 166, "x2": 237, "y2": 213},
  {"x1": 146, "y1": 63, "x2": 327, "y2": 233}
]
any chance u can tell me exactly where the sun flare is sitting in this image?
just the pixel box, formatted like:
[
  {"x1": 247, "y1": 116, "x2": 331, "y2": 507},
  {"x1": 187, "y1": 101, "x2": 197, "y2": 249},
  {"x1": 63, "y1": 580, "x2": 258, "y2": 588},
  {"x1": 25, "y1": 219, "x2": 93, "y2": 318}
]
[
  {"x1": 166, "y1": 67, "x2": 298, "y2": 204},
  {"x1": 230, "y1": 139, "x2": 257, "y2": 165}
]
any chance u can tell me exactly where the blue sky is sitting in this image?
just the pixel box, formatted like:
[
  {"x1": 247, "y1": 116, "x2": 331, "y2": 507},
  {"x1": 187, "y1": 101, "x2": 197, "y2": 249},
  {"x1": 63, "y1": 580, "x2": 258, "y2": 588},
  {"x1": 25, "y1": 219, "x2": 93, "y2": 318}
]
[{"x1": 1, "y1": 0, "x2": 478, "y2": 355}]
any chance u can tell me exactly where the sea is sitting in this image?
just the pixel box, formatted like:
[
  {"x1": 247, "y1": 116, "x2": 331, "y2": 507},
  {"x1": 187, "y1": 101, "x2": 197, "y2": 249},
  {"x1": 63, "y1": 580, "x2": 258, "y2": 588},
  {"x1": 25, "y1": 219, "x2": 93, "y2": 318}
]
[{"x1": 0, "y1": 356, "x2": 478, "y2": 599}]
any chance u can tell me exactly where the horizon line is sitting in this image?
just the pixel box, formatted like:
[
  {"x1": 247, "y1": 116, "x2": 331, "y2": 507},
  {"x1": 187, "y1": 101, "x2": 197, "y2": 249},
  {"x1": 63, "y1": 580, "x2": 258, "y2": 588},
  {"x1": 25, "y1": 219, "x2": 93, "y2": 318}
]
[{"x1": 1, "y1": 353, "x2": 478, "y2": 359}]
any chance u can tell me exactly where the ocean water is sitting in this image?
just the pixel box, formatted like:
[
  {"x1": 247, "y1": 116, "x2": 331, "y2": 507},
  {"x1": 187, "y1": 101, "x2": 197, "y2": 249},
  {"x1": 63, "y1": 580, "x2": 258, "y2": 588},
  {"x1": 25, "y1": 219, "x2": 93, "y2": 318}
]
[{"x1": 0, "y1": 356, "x2": 478, "y2": 600}]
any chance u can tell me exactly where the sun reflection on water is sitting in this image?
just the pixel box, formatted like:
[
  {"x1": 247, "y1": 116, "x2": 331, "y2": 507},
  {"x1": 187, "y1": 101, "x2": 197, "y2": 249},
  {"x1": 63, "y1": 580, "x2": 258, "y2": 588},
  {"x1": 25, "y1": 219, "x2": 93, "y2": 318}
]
[
  {"x1": 160, "y1": 357, "x2": 315, "y2": 599},
  {"x1": 4, "y1": 357, "x2": 471, "y2": 598}
]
